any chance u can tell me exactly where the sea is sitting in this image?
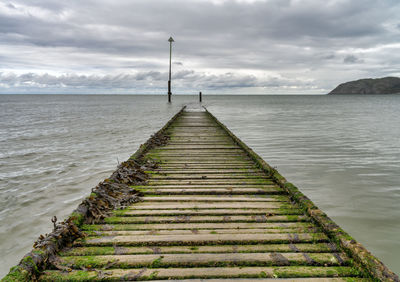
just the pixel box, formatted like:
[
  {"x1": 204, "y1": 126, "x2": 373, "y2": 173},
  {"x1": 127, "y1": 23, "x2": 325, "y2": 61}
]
[{"x1": 0, "y1": 94, "x2": 399, "y2": 277}]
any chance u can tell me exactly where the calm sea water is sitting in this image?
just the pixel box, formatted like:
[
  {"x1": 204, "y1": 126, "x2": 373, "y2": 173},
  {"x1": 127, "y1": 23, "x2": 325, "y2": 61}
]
[{"x1": 0, "y1": 94, "x2": 399, "y2": 276}]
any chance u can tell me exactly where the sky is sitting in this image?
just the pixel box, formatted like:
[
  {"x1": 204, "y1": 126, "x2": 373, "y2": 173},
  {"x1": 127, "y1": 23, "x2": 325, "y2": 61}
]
[{"x1": 0, "y1": 0, "x2": 399, "y2": 94}]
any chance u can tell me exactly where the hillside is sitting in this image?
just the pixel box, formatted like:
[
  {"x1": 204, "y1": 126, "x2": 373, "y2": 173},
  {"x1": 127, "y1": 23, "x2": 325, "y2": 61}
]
[{"x1": 329, "y1": 77, "x2": 400, "y2": 95}]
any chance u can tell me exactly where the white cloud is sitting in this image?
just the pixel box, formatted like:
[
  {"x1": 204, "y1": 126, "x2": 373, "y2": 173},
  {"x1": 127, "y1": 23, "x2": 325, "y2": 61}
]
[
  {"x1": 0, "y1": 1, "x2": 71, "y2": 22},
  {"x1": 0, "y1": 70, "x2": 316, "y2": 94}
]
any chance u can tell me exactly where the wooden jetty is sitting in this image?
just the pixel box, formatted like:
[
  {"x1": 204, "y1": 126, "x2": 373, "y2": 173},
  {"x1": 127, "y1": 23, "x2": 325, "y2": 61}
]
[{"x1": 4, "y1": 107, "x2": 399, "y2": 281}]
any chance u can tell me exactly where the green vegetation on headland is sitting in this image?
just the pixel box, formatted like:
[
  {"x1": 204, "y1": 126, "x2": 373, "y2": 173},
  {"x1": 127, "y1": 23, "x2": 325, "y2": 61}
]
[{"x1": 328, "y1": 76, "x2": 400, "y2": 94}]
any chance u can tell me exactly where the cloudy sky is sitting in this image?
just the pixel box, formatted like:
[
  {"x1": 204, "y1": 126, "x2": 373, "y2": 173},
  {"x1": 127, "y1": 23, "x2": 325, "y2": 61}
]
[{"x1": 0, "y1": 0, "x2": 399, "y2": 94}]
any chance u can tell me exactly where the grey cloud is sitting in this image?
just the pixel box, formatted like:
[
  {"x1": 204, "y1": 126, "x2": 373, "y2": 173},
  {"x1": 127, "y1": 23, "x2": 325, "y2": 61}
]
[
  {"x1": 135, "y1": 71, "x2": 164, "y2": 81},
  {"x1": 0, "y1": 0, "x2": 400, "y2": 93},
  {"x1": 0, "y1": 70, "x2": 312, "y2": 94},
  {"x1": 322, "y1": 54, "x2": 335, "y2": 60},
  {"x1": 343, "y1": 55, "x2": 364, "y2": 64},
  {"x1": 1, "y1": 1, "x2": 397, "y2": 51},
  {"x1": 6, "y1": 3, "x2": 16, "y2": 9}
]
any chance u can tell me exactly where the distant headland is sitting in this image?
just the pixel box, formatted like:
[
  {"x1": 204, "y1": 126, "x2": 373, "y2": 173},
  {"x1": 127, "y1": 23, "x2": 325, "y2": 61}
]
[{"x1": 328, "y1": 77, "x2": 400, "y2": 95}]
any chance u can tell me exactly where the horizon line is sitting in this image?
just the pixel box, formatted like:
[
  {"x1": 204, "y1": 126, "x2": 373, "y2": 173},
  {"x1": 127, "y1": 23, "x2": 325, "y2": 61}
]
[{"x1": 0, "y1": 93, "x2": 328, "y2": 96}]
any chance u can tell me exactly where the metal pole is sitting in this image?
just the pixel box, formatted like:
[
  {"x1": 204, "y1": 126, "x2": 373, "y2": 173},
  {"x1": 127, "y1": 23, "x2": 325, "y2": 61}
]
[
  {"x1": 168, "y1": 81, "x2": 171, "y2": 103},
  {"x1": 168, "y1": 38, "x2": 173, "y2": 103},
  {"x1": 169, "y1": 41, "x2": 172, "y2": 82}
]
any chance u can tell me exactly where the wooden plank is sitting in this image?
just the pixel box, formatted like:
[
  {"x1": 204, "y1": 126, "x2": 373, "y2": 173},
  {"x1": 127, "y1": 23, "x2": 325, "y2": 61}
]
[
  {"x1": 60, "y1": 243, "x2": 338, "y2": 256},
  {"x1": 148, "y1": 174, "x2": 267, "y2": 179},
  {"x1": 120, "y1": 209, "x2": 303, "y2": 216},
  {"x1": 159, "y1": 145, "x2": 242, "y2": 149},
  {"x1": 153, "y1": 156, "x2": 252, "y2": 160},
  {"x1": 130, "y1": 202, "x2": 288, "y2": 209},
  {"x1": 158, "y1": 160, "x2": 255, "y2": 164},
  {"x1": 158, "y1": 164, "x2": 257, "y2": 169},
  {"x1": 80, "y1": 233, "x2": 327, "y2": 246},
  {"x1": 103, "y1": 215, "x2": 309, "y2": 224},
  {"x1": 152, "y1": 169, "x2": 262, "y2": 173},
  {"x1": 147, "y1": 179, "x2": 274, "y2": 185},
  {"x1": 135, "y1": 184, "x2": 278, "y2": 189},
  {"x1": 57, "y1": 252, "x2": 349, "y2": 268},
  {"x1": 39, "y1": 267, "x2": 360, "y2": 281},
  {"x1": 83, "y1": 222, "x2": 314, "y2": 231},
  {"x1": 84, "y1": 228, "x2": 316, "y2": 236},
  {"x1": 140, "y1": 195, "x2": 287, "y2": 202},
  {"x1": 140, "y1": 188, "x2": 283, "y2": 195}
]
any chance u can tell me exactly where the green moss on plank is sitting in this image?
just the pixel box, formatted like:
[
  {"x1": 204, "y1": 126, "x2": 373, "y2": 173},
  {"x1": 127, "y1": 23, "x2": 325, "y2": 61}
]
[
  {"x1": 104, "y1": 216, "x2": 121, "y2": 224},
  {"x1": 286, "y1": 215, "x2": 299, "y2": 221},
  {"x1": 259, "y1": 271, "x2": 268, "y2": 278},
  {"x1": 272, "y1": 266, "x2": 358, "y2": 278},
  {"x1": 59, "y1": 246, "x2": 115, "y2": 256},
  {"x1": 21, "y1": 256, "x2": 38, "y2": 273},
  {"x1": 148, "y1": 270, "x2": 159, "y2": 279},
  {"x1": 39, "y1": 270, "x2": 96, "y2": 281},
  {"x1": 60, "y1": 256, "x2": 112, "y2": 269},
  {"x1": 130, "y1": 186, "x2": 149, "y2": 193},
  {"x1": 145, "y1": 154, "x2": 162, "y2": 162},
  {"x1": 2, "y1": 266, "x2": 31, "y2": 281},
  {"x1": 150, "y1": 256, "x2": 164, "y2": 268},
  {"x1": 80, "y1": 224, "x2": 102, "y2": 231},
  {"x1": 69, "y1": 212, "x2": 84, "y2": 227},
  {"x1": 32, "y1": 249, "x2": 45, "y2": 256},
  {"x1": 113, "y1": 209, "x2": 129, "y2": 217}
]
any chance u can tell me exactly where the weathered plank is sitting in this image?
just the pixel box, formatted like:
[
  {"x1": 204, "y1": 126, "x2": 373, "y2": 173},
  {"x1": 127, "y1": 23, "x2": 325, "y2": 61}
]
[
  {"x1": 103, "y1": 215, "x2": 309, "y2": 224},
  {"x1": 82, "y1": 222, "x2": 314, "y2": 231},
  {"x1": 60, "y1": 243, "x2": 338, "y2": 256},
  {"x1": 79, "y1": 233, "x2": 327, "y2": 247},
  {"x1": 83, "y1": 228, "x2": 318, "y2": 236},
  {"x1": 57, "y1": 252, "x2": 349, "y2": 269},
  {"x1": 39, "y1": 266, "x2": 359, "y2": 281},
  {"x1": 140, "y1": 195, "x2": 288, "y2": 202},
  {"x1": 130, "y1": 202, "x2": 290, "y2": 209},
  {"x1": 119, "y1": 209, "x2": 303, "y2": 216}
]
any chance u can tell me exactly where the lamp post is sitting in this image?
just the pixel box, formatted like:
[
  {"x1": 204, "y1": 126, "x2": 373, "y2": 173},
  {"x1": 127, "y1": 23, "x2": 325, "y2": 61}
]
[{"x1": 168, "y1": 36, "x2": 174, "y2": 103}]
